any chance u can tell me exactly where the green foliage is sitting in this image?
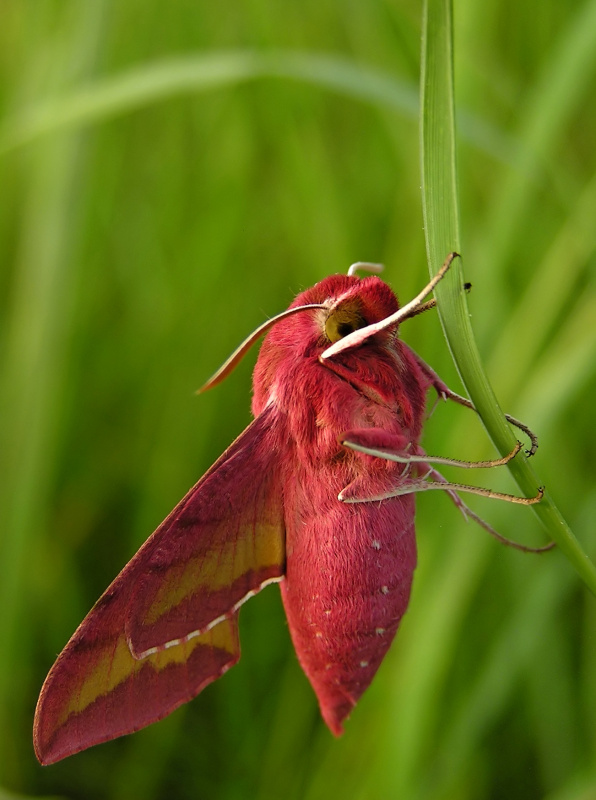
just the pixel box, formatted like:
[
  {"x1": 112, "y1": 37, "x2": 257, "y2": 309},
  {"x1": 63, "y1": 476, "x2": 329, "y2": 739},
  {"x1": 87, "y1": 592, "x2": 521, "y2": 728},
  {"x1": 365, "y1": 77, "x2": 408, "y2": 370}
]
[{"x1": 1, "y1": 1, "x2": 596, "y2": 798}]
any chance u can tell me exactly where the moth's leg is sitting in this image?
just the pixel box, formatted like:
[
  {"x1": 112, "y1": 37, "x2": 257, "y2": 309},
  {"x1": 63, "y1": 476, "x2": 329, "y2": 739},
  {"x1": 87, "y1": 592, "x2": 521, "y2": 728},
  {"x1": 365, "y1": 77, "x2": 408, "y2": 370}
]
[
  {"x1": 340, "y1": 429, "x2": 522, "y2": 470},
  {"x1": 339, "y1": 429, "x2": 553, "y2": 553},
  {"x1": 422, "y1": 467, "x2": 554, "y2": 554},
  {"x1": 341, "y1": 474, "x2": 550, "y2": 553},
  {"x1": 340, "y1": 430, "x2": 541, "y2": 504},
  {"x1": 405, "y1": 347, "x2": 539, "y2": 457},
  {"x1": 341, "y1": 472, "x2": 543, "y2": 505}
]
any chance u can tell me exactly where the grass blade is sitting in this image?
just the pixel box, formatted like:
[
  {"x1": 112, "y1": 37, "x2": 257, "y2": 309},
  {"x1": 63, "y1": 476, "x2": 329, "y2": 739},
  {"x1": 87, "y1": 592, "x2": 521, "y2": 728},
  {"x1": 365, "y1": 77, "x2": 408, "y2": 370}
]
[
  {"x1": 0, "y1": 51, "x2": 519, "y2": 164},
  {"x1": 420, "y1": 0, "x2": 596, "y2": 594}
]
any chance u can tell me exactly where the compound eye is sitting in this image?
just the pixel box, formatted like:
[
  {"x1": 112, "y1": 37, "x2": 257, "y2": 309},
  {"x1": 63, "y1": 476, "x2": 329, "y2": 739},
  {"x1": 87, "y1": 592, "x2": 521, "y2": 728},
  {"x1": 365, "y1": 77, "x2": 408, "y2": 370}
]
[{"x1": 325, "y1": 306, "x2": 367, "y2": 343}]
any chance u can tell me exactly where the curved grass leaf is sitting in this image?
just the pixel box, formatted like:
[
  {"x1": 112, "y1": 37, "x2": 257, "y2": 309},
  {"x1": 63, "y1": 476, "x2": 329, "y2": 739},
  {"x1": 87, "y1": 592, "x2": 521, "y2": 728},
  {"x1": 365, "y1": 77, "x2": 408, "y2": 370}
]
[
  {"x1": 419, "y1": 0, "x2": 596, "y2": 594},
  {"x1": 0, "y1": 51, "x2": 517, "y2": 163}
]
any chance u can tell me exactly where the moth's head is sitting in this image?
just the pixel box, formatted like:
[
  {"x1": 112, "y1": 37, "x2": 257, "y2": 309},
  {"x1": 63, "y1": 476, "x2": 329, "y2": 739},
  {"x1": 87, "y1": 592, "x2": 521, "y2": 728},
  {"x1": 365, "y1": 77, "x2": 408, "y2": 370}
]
[
  {"x1": 284, "y1": 273, "x2": 400, "y2": 354},
  {"x1": 200, "y1": 273, "x2": 401, "y2": 396},
  {"x1": 202, "y1": 257, "x2": 453, "y2": 398},
  {"x1": 248, "y1": 274, "x2": 401, "y2": 413}
]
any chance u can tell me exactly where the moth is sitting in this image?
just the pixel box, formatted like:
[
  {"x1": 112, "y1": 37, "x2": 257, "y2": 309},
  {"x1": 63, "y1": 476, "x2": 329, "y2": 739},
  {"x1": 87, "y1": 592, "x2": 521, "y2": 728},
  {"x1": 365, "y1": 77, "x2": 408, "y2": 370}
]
[{"x1": 34, "y1": 254, "x2": 547, "y2": 764}]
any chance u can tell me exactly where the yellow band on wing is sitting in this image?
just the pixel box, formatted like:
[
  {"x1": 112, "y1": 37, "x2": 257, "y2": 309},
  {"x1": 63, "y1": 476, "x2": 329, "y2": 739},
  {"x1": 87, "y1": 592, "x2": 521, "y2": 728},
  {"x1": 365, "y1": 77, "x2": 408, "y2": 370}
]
[
  {"x1": 143, "y1": 522, "x2": 284, "y2": 626},
  {"x1": 56, "y1": 619, "x2": 237, "y2": 727}
]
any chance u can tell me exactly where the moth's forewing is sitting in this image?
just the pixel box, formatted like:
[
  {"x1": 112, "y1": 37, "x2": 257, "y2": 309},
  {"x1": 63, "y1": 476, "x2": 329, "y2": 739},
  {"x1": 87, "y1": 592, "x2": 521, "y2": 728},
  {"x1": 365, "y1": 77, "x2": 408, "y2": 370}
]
[
  {"x1": 34, "y1": 406, "x2": 286, "y2": 764},
  {"x1": 34, "y1": 608, "x2": 239, "y2": 764}
]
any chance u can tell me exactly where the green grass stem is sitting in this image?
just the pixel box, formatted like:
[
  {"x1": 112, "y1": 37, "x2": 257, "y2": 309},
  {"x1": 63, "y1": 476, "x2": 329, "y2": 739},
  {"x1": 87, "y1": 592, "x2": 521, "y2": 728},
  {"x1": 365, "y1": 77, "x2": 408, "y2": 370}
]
[{"x1": 420, "y1": 0, "x2": 596, "y2": 594}]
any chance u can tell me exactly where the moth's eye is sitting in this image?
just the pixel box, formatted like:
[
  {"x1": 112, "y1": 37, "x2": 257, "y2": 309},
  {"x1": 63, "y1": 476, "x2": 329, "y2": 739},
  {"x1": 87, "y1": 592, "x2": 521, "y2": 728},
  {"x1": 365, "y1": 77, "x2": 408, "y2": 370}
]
[{"x1": 325, "y1": 307, "x2": 367, "y2": 343}]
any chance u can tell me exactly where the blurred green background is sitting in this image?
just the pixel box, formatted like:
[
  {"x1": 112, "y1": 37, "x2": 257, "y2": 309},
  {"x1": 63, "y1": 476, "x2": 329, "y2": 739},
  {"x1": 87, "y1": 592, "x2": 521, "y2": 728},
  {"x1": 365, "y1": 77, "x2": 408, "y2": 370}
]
[{"x1": 2, "y1": 1, "x2": 596, "y2": 798}]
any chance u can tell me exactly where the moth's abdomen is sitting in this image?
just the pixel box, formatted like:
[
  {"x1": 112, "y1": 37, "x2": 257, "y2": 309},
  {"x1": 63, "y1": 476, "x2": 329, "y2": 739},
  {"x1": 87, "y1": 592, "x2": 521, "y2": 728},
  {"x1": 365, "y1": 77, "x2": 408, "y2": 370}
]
[{"x1": 281, "y1": 489, "x2": 416, "y2": 734}]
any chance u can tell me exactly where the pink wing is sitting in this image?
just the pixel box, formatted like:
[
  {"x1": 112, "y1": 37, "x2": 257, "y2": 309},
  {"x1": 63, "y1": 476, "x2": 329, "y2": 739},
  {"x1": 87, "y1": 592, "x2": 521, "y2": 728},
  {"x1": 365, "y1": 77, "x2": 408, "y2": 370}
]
[{"x1": 34, "y1": 406, "x2": 286, "y2": 764}]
